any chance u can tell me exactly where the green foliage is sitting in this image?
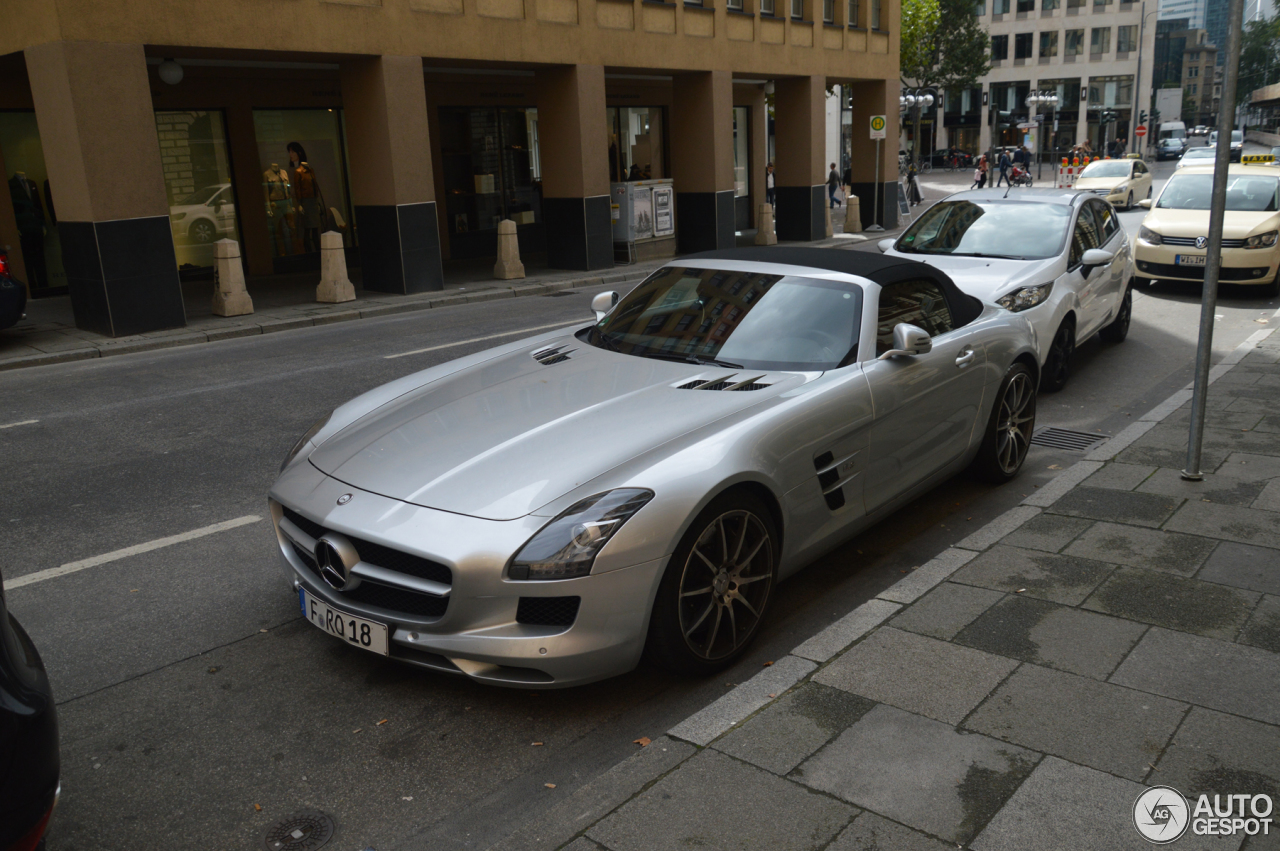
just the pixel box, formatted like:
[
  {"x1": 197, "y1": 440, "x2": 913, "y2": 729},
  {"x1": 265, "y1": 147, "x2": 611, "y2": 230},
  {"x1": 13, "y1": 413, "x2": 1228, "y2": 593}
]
[
  {"x1": 900, "y1": 0, "x2": 991, "y2": 90},
  {"x1": 1238, "y1": 17, "x2": 1280, "y2": 108}
]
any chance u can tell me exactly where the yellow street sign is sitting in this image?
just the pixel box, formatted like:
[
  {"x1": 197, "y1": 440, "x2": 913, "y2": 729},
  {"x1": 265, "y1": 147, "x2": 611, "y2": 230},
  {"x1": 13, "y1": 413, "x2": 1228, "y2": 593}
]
[
  {"x1": 1242, "y1": 154, "x2": 1276, "y2": 164},
  {"x1": 870, "y1": 115, "x2": 886, "y2": 139}
]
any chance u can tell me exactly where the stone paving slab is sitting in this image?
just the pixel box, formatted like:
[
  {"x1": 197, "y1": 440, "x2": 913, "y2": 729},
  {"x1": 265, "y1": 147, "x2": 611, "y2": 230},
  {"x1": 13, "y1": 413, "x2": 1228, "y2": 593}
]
[
  {"x1": 1080, "y1": 462, "x2": 1157, "y2": 491},
  {"x1": 790, "y1": 598, "x2": 900, "y2": 663},
  {"x1": 1165, "y1": 502, "x2": 1280, "y2": 551},
  {"x1": 795, "y1": 704, "x2": 1038, "y2": 846},
  {"x1": 1239, "y1": 594, "x2": 1280, "y2": 653},
  {"x1": 668, "y1": 655, "x2": 816, "y2": 747},
  {"x1": 1136, "y1": 468, "x2": 1269, "y2": 507},
  {"x1": 1196, "y1": 542, "x2": 1280, "y2": 596},
  {"x1": 814, "y1": 627, "x2": 1018, "y2": 725},
  {"x1": 1082, "y1": 566, "x2": 1260, "y2": 640},
  {"x1": 827, "y1": 812, "x2": 956, "y2": 851},
  {"x1": 1111, "y1": 628, "x2": 1280, "y2": 726},
  {"x1": 889, "y1": 582, "x2": 1005, "y2": 641},
  {"x1": 1048, "y1": 485, "x2": 1185, "y2": 528},
  {"x1": 963, "y1": 662, "x2": 1186, "y2": 781},
  {"x1": 949, "y1": 545, "x2": 1117, "y2": 606},
  {"x1": 1063, "y1": 521, "x2": 1219, "y2": 576},
  {"x1": 1152, "y1": 707, "x2": 1280, "y2": 801},
  {"x1": 587, "y1": 749, "x2": 856, "y2": 851},
  {"x1": 999, "y1": 513, "x2": 1094, "y2": 553}
]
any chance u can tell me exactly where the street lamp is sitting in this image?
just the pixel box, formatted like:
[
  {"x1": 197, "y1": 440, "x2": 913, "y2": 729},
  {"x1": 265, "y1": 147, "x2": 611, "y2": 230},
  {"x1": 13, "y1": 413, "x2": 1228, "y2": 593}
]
[
  {"x1": 900, "y1": 87, "x2": 937, "y2": 169},
  {"x1": 1024, "y1": 91, "x2": 1060, "y2": 179}
]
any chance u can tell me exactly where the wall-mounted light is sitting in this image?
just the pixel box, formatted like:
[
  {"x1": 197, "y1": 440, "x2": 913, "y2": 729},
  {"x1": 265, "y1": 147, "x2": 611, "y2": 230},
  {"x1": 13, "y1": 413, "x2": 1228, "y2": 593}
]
[{"x1": 158, "y1": 59, "x2": 183, "y2": 86}]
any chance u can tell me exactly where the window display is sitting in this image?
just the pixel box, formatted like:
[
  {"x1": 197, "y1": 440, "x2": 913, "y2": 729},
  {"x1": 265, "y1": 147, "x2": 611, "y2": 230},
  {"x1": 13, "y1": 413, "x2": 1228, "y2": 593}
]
[
  {"x1": 253, "y1": 109, "x2": 353, "y2": 268},
  {"x1": 155, "y1": 110, "x2": 240, "y2": 278},
  {"x1": 0, "y1": 111, "x2": 66, "y2": 295},
  {"x1": 607, "y1": 108, "x2": 665, "y2": 184}
]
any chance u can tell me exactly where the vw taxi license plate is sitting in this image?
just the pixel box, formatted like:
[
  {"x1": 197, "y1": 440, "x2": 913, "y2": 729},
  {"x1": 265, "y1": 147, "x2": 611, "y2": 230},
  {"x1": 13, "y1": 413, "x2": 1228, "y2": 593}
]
[
  {"x1": 299, "y1": 588, "x2": 389, "y2": 655},
  {"x1": 1177, "y1": 254, "x2": 1207, "y2": 267}
]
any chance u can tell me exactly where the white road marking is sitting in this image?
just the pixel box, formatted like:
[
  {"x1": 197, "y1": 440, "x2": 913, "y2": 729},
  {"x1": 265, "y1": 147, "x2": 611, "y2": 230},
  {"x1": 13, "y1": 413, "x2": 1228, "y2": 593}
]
[
  {"x1": 4, "y1": 515, "x2": 262, "y2": 591},
  {"x1": 384, "y1": 319, "x2": 586, "y2": 360},
  {"x1": 0, "y1": 419, "x2": 38, "y2": 430}
]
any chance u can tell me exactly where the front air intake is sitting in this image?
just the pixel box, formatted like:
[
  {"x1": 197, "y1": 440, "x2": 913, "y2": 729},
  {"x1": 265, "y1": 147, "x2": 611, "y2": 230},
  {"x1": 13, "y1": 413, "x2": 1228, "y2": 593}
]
[
  {"x1": 678, "y1": 374, "x2": 772, "y2": 392},
  {"x1": 532, "y1": 345, "x2": 575, "y2": 365}
]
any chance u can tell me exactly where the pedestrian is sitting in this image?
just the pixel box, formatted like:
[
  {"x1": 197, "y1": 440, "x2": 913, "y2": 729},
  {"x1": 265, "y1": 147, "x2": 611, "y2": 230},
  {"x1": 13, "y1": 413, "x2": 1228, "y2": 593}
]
[
  {"x1": 996, "y1": 148, "x2": 1012, "y2": 187},
  {"x1": 1107, "y1": 138, "x2": 1117, "y2": 158},
  {"x1": 765, "y1": 162, "x2": 776, "y2": 207},
  {"x1": 828, "y1": 163, "x2": 842, "y2": 208},
  {"x1": 906, "y1": 161, "x2": 923, "y2": 206},
  {"x1": 972, "y1": 155, "x2": 989, "y2": 189}
]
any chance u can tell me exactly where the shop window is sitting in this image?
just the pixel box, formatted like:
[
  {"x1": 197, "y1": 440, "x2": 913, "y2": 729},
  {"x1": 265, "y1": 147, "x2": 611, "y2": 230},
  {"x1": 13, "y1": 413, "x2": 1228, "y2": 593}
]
[
  {"x1": 0, "y1": 111, "x2": 66, "y2": 296},
  {"x1": 153, "y1": 110, "x2": 241, "y2": 280},
  {"x1": 608, "y1": 107, "x2": 666, "y2": 183},
  {"x1": 439, "y1": 107, "x2": 542, "y2": 260},
  {"x1": 252, "y1": 109, "x2": 354, "y2": 272}
]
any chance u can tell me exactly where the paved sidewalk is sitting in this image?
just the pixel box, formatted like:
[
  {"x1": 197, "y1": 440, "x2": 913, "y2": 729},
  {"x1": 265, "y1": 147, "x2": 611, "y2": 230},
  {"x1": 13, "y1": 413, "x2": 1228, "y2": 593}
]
[{"x1": 488, "y1": 321, "x2": 1280, "y2": 851}]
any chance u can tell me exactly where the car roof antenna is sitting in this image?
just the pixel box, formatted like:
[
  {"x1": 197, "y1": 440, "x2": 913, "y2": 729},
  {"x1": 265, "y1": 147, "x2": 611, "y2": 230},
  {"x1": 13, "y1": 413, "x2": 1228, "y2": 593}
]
[{"x1": 1004, "y1": 182, "x2": 1012, "y2": 199}]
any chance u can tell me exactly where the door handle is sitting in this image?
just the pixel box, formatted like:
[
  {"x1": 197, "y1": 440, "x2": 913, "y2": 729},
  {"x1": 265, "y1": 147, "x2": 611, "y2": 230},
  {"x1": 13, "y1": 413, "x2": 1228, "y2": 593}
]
[{"x1": 956, "y1": 347, "x2": 976, "y2": 367}]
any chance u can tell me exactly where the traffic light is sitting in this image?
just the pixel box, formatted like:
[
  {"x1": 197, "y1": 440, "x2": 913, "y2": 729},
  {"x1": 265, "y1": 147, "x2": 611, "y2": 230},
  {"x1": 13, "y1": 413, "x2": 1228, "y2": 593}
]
[{"x1": 1138, "y1": 110, "x2": 1147, "y2": 125}]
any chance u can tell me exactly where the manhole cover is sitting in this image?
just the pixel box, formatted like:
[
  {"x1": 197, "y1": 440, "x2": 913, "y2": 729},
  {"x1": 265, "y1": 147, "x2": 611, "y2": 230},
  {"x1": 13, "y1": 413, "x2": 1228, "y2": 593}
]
[
  {"x1": 263, "y1": 811, "x2": 335, "y2": 851},
  {"x1": 1030, "y1": 427, "x2": 1108, "y2": 452}
]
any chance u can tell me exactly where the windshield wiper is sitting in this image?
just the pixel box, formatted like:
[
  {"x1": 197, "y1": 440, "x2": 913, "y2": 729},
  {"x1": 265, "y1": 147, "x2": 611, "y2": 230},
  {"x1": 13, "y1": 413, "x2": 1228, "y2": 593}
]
[
  {"x1": 640, "y1": 349, "x2": 744, "y2": 369},
  {"x1": 591, "y1": 327, "x2": 622, "y2": 353},
  {"x1": 957, "y1": 252, "x2": 1026, "y2": 260}
]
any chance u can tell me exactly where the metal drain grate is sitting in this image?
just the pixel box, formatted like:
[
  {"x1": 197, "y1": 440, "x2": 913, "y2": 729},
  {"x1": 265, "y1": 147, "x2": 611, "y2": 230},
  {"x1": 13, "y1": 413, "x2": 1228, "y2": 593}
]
[
  {"x1": 263, "y1": 811, "x2": 336, "y2": 851},
  {"x1": 1030, "y1": 427, "x2": 1108, "y2": 452}
]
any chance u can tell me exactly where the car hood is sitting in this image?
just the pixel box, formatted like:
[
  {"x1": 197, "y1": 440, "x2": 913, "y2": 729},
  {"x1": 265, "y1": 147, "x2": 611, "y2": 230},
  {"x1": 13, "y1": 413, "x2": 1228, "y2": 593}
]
[
  {"x1": 1073, "y1": 176, "x2": 1126, "y2": 191},
  {"x1": 883, "y1": 251, "x2": 1060, "y2": 302},
  {"x1": 1143, "y1": 209, "x2": 1280, "y2": 240},
  {"x1": 308, "y1": 337, "x2": 794, "y2": 520}
]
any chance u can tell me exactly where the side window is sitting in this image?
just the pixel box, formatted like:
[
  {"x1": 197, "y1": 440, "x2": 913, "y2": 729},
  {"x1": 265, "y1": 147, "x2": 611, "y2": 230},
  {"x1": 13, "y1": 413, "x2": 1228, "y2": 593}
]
[
  {"x1": 876, "y1": 279, "x2": 955, "y2": 355},
  {"x1": 1092, "y1": 200, "x2": 1118, "y2": 242},
  {"x1": 1069, "y1": 203, "x2": 1100, "y2": 267}
]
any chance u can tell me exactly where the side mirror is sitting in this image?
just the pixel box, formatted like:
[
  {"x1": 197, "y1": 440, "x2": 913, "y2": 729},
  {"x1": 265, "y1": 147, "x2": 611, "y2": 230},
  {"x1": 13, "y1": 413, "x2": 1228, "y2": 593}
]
[
  {"x1": 878, "y1": 323, "x2": 933, "y2": 359},
  {"x1": 591, "y1": 290, "x2": 620, "y2": 321},
  {"x1": 1081, "y1": 248, "x2": 1115, "y2": 269},
  {"x1": 1138, "y1": 199, "x2": 1152, "y2": 209},
  {"x1": 877, "y1": 238, "x2": 896, "y2": 253}
]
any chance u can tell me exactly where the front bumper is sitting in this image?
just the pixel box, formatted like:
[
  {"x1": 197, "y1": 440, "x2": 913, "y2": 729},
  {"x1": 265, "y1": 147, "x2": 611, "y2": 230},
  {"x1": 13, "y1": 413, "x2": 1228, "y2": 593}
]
[
  {"x1": 268, "y1": 464, "x2": 666, "y2": 688},
  {"x1": 1134, "y1": 241, "x2": 1278, "y2": 285}
]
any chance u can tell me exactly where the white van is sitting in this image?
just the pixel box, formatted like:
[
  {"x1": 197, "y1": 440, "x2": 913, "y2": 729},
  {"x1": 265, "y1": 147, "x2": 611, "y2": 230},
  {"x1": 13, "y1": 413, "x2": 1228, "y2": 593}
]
[{"x1": 1159, "y1": 121, "x2": 1187, "y2": 142}]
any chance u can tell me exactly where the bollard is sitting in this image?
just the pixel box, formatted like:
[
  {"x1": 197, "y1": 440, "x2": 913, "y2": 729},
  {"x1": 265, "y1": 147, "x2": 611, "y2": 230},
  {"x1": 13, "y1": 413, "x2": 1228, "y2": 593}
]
[
  {"x1": 844, "y1": 195, "x2": 862, "y2": 233},
  {"x1": 824, "y1": 204, "x2": 833, "y2": 239},
  {"x1": 754, "y1": 203, "x2": 777, "y2": 245},
  {"x1": 211, "y1": 239, "x2": 253, "y2": 316},
  {"x1": 317, "y1": 230, "x2": 356, "y2": 303},
  {"x1": 493, "y1": 219, "x2": 525, "y2": 280}
]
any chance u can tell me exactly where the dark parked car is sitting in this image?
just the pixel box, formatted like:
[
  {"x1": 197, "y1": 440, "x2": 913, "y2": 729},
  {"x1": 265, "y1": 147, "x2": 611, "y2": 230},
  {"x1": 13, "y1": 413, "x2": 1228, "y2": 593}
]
[
  {"x1": 0, "y1": 250, "x2": 28, "y2": 331},
  {"x1": 930, "y1": 149, "x2": 974, "y2": 169},
  {"x1": 0, "y1": 566, "x2": 60, "y2": 851},
  {"x1": 1156, "y1": 137, "x2": 1187, "y2": 161}
]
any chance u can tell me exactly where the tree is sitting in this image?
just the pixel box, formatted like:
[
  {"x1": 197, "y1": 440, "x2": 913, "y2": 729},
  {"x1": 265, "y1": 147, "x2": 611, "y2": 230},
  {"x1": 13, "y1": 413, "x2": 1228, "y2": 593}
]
[
  {"x1": 1237, "y1": 17, "x2": 1280, "y2": 109},
  {"x1": 900, "y1": 0, "x2": 991, "y2": 91}
]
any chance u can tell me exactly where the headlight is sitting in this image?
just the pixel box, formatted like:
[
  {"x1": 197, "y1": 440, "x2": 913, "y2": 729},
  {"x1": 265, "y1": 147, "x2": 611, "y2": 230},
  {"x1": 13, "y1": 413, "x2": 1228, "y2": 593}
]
[
  {"x1": 280, "y1": 412, "x2": 332, "y2": 472},
  {"x1": 1245, "y1": 230, "x2": 1279, "y2": 249},
  {"x1": 509, "y1": 489, "x2": 654, "y2": 580},
  {"x1": 1139, "y1": 225, "x2": 1163, "y2": 245},
  {"x1": 996, "y1": 282, "x2": 1053, "y2": 313},
  {"x1": 1111, "y1": 183, "x2": 1128, "y2": 194}
]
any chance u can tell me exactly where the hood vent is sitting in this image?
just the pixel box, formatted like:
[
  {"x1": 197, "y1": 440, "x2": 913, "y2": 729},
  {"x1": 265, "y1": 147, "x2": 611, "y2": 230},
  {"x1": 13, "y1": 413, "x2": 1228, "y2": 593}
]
[
  {"x1": 678, "y1": 373, "x2": 772, "y2": 392},
  {"x1": 532, "y1": 345, "x2": 575, "y2": 366},
  {"x1": 814, "y1": 448, "x2": 860, "y2": 511}
]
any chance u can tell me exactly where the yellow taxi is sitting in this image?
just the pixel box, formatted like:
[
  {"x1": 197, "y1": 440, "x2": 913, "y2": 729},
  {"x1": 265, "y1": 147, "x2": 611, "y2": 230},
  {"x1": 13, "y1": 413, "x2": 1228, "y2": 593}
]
[
  {"x1": 1072, "y1": 158, "x2": 1153, "y2": 210},
  {"x1": 1134, "y1": 164, "x2": 1280, "y2": 295}
]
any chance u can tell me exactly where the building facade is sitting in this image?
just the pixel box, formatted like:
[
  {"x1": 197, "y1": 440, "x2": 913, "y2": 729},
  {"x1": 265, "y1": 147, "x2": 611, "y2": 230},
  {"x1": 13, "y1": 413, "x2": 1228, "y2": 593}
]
[
  {"x1": 1158, "y1": 0, "x2": 1204, "y2": 28},
  {"x1": 1, "y1": 0, "x2": 901, "y2": 337},
  {"x1": 934, "y1": 0, "x2": 1156, "y2": 161},
  {"x1": 1179, "y1": 30, "x2": 1218, "y2": 125}
]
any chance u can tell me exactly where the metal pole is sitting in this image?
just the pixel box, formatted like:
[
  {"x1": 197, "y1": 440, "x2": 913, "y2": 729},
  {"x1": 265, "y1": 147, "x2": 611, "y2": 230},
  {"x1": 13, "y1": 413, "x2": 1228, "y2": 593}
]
[
  {"x1": 1031, "y1": 100, "x2": 1039, "y2": 180},
  {"x1": 1133, "y1": 0, "x2": 1146, "y2": 155},
  {"x1": 868, "y1": 137, "x2": 884, "y2": 232},
  {"x1": 1183, "y1": 0, "x2": 1243, "y2": 481}
]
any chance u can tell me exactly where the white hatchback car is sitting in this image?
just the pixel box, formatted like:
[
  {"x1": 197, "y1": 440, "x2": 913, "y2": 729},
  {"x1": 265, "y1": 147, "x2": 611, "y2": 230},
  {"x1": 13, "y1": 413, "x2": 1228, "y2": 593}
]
[{"x1": 880, "y1": 189, "x2": 1135, "y2": 392}]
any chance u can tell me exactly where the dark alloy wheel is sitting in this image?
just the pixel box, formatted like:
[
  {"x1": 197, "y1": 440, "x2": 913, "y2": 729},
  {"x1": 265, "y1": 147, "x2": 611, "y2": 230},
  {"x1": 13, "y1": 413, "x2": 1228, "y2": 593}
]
[
  {"x1": 971, "y1": 363, "x2": 1037, "y2": 482},
  {"x1": 1100, "y1": 284, "x2": 1132, "y2": 343},
  {"x1": 646, "y1": 493, "x2": 777, "y2": 674},
  {"x1": 189, "y1": 219, "x2": 216, "y2": 244},
  {"x1": 1041, "y1": 320, "x2": 1075, "y2": 393}
]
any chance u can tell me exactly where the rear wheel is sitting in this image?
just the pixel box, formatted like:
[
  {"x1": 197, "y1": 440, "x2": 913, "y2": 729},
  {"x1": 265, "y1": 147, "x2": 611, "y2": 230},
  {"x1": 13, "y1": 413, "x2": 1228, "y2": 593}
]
[
  {"x1": 970, "y1": 363, "x2": 1037, "y2": 482},
  {"x1": 1041, "y1": 319, "x2": 1075, "y2": 393},
  {"x1": 645, "y1": 492, "x2": 778, "y2": 675},
  {"x1": 1100, "y1": 283, "x2": 1133, "y2": 343}
]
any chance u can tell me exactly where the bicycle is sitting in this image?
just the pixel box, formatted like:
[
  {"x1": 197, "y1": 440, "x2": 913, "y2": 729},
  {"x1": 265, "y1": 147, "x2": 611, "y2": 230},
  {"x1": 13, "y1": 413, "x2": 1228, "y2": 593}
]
[{"x1": 918, "y1": 159, "x2": 933, "y2": 175}]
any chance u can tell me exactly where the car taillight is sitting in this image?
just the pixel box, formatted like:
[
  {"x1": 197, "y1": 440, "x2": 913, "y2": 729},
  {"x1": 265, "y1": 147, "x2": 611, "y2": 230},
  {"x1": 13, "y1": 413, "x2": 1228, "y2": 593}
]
[
  {"x1": 6, "y1": 800, "x2": 53, "y2": 851},
  {"x1": 0, "y1": 251, "x2": 9, "y2": 277}
]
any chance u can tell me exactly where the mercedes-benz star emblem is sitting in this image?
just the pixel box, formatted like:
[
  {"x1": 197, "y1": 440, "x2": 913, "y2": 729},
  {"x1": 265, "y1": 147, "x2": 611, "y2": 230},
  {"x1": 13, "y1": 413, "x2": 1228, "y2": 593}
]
[
  {"x1": 1195, "y1": 236, "x2": 1208, "y2": 249},
  {"x1": 314, "y1": 533, "x2": 360, "y2": 592},
  {"x1": 337, "y1": 493, "x2": 353, "y2": 505}
]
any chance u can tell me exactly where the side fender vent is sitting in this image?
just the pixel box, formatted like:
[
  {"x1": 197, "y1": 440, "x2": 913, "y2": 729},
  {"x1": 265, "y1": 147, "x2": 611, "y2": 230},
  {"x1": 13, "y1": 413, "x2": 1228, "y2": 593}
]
[
  {"x1": 678, "y1": 374, "x2": 772, "y2": 392},
  {"x1": 813, "y1": 449, "x2": 859, "y2": 512},
  {"x1": 532, "y1": 345, "x2": 575, "y2": 366}
]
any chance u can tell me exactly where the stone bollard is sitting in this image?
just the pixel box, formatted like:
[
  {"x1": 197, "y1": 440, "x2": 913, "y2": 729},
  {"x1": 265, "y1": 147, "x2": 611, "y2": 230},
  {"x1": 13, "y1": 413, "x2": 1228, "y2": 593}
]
[
  {"x1": 212, "y1": 239, "x2": 253, "y2": 317},
  {"x1": 493, "y1": 219, "x2": 525, "y2": 280},
  {"x1": 824, "y1": 204, "x2": 833, "y2": 239},
  {"x1": 844, "y1": 195, "x2": 862, "y2": 233},
  {"x1": 754, "y1": 203, "x2": 777, "y2": 246},
  {"x1": 317, "y1": 230, "x2": 355, "y2": 303}
]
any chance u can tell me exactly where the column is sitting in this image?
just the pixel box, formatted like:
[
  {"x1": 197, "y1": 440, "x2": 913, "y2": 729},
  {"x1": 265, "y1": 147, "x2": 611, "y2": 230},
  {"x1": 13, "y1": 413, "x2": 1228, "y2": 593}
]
[
  {"x1": 846, "y1": 79, "x2": 898, "y2": 230},
  {"x1": 25, "y1": 42, "x2": 184, "y2": 337},
  {"x1": 340, "y1": 55, "x2": 443, "y2": 294},
  {"x1": 749, "y1": 84, "x2": 768, "y2": 230},
  {"x1": 536, "y1": 65, "x2": 613, "y2": 271},
  {"x1": 670, "y1": 71, "x2": 735, "y2": 253},
  {"x1": 772, "y1": 75, "x2": 826, "y2": 241}
]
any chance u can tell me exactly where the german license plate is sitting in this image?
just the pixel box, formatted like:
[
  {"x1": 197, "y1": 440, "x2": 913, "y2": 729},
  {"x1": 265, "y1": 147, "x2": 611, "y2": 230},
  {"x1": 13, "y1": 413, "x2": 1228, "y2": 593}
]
[
  {"x1": 1177, "y1": 254, "x2": 1207, "y2": 267},
  {"x1": 299, "y1": 588, "x2": 389, "y2": 655}
]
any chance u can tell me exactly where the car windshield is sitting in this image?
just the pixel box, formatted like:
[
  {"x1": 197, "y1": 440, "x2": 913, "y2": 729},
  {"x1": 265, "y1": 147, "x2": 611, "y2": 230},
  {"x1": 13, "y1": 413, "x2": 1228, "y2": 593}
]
[
  {"x1": 1157, "y1": 174, "x2": 1280, "y2": 212},
  {"x1": 586, "y1": 266, "x2": 863, "y2": 371},
  {"x1": 894, "y1": 199, "x2": 1072, "y2": 260},
  {"x1": 1182, "y1": 149, "x2": 1215, "y2": 159},
  {"x1": 1233, "y1": 131, "x2": 1244, "y2": 143},
  {"x1": 1081, "y1": 161, "x2": 1131, "y2": 178},
  {"x1": 1161, "y1": 139, "x2": 1182, "y2": 148}
]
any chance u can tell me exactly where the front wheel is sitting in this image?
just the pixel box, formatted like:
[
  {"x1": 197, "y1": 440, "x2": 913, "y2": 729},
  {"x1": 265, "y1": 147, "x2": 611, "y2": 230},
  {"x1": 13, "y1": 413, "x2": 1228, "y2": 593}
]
[
  {"x1": 1041, "y1": 319, "x2": 1075, "y2": 393},
  {"x1": 970, "y1": 363, "x2": 1037, "y2": 483},
  {"x1": 645, "y1": 493, "x2": 778, "y2": 675},
  {"x1": 920, "y1": 161, "x2": 933, "y2": 174},
  {"x1": 1100, "y1": 284, "x2": 1132, "y2": 343},
  {"x1": 1125, "y1": 191, "x2": 1134, "y2": 211}
]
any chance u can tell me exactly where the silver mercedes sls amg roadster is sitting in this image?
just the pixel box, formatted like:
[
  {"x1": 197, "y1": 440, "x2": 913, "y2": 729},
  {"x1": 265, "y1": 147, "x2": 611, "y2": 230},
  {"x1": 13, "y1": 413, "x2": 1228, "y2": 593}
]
[{"x1": 269, "y1": 248, "x2": 1040, "y2": 688}]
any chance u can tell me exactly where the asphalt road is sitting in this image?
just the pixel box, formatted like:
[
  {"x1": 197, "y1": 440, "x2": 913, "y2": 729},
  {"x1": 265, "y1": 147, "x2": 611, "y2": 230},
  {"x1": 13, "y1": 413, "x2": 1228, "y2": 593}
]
[{"x1": 4, "y1": 144, "x2": 1277, "y2": 850}]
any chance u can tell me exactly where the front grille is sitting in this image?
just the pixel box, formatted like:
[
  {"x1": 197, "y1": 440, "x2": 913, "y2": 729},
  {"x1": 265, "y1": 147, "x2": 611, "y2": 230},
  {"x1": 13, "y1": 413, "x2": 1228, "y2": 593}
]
[
  {"x1": 282, "y1": 506, "x2": 325, "y2": 540},
  {"x1": 516, "y1": 596, "x2": 581, "y2": 627},
  {"x1": 1137, "y1": 261, "x2": 1271, "y2": 282},
  {"x1": 291, "y1": 542, "x2": 449, "y2": 618},
  {"x1": 1161, "y1": 235, "x2": 1246, "y2": 248}
]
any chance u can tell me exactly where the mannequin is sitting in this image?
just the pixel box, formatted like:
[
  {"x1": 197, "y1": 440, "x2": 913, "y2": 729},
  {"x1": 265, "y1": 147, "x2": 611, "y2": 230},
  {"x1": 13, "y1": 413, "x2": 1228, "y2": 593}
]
[
  {"x1": 287, "y1": 142, "x2": 325, "y2": 254},
  {"x1": 263, "y1": 162, "x2": 294, "y2": 257},
  {"x1": 8, "y1": 170, "x2": 47, "y2": 289}
]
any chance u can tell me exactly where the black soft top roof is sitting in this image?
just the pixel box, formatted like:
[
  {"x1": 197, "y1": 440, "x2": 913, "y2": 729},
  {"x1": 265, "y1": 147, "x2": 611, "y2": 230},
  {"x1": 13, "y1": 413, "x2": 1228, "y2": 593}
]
[{"x1": 680, "y1": 247, "x2": 986, "y2": 328}]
